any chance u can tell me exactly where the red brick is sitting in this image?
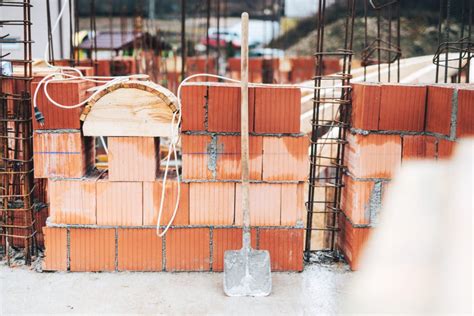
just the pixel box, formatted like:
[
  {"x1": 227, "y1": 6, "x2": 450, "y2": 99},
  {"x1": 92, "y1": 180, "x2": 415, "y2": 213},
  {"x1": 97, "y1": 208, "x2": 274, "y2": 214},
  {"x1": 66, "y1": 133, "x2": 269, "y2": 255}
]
[
  {"x1": 425, "y1": 85, "x2": 454, "y2": 136},
  {"x1": 180, "y1": 84, "x2": 207, "y2": 131},
  {"x1": 96, "y1": 180, "x2": 143, "y2": 226},
  {"x1": 379, "y1": 84, "x2": 427, "y2": 131},
  {"x1": 186, "y1": 56, "x2": 216, "y2": 75},
  {"x1": 437, "y1": 139, "x2": 456, "y2": 159},
  {"x1": 215, "y1": 135, "x2": 263, "y2": 180},
  {"x1": 33, "y1": 131, "x2": 95, "y2": 178},
  {"x1": 351, "y1": 83, "x2": 381, "y2": 130},
  {"x1": 108, "y1": 137, "x2": 159, "y2": 181},
  {"x1": 281, "y1": 183, "x2": 305, "y2": 226},
  {"x1": 118, "y1": 228, "x2": 162, "y2": 271},
  {"x1": 49, "y1": 177, "x2": 97, "y2": 225},
  {"x1": 211, "y1": 228, "x2": 257, "y2": 272},
  {"x1": 456, "y1": 87, "x2": 474, "y2": 137},
  {"x1": 290, "y1": 57, "x2": 315, "y2": 82},
  {"x1": 402, "y1": 135, "x2": 437, "y2": 161},
  {"x1": 165, "y1": 228, "x2": 210, "y2": 271},
  {"x1": 337, "y1": 215, "x2": 371, "y2": 270},
  {"x1": 181, "y1": 135, "x2": 263, "y2": 180},
  {"x1": 207, "y1": 84, "x2": 255, "y2": 132},
  {"x1": 262, "y1": 136, "x2": 308, "y2": 181},
  {"x1": 189, "y1": 182, "x2": 235, "y2": 225},
  {"x1": 70, "y1": 228, "x2": 116, "y2": 272},
  {"x1": 341, "y1": 175, "x2": 375, "y2": 226},
  {"x1": 345, "y1": 133, "x2": 402, "y2": 179},
  {"x1": 181, "y1": 134, "x2": 213, "y2": 180},
  {"x1": 235, "y1": 183, "x2": 281, "y2": 226},
  {"x1": 254, "y1": 86, "x2": 301, "y2": 133},
  {"x1": 32, "y1": 79, "x2": 95, "y2": 130},
  {"x1": 143, "y1": 179, "x2": 189, "y2": 226},
  {"x1": 42, "y1": 227, "x2": 67, "y2": 271},
  {"x1": 228, "y1": 58, "x2": 263, "y2": 83},
  {"x1": 259, "y1": 228, "x2": 304, "y2": 271}
]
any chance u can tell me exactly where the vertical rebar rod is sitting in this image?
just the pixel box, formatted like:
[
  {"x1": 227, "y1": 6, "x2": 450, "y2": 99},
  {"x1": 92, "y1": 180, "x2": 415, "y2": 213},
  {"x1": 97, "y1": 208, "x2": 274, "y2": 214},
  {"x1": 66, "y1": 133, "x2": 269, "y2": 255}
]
[{"x1": 181, "y1": 0, "x2": 186, "y2": 79}]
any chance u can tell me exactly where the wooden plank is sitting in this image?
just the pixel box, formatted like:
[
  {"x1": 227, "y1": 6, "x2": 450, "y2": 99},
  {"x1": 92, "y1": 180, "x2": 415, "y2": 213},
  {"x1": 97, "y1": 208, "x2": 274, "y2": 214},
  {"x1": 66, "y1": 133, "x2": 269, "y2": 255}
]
[{"x1": 82, "y1": 87, "x2": 176, "y2": 137}]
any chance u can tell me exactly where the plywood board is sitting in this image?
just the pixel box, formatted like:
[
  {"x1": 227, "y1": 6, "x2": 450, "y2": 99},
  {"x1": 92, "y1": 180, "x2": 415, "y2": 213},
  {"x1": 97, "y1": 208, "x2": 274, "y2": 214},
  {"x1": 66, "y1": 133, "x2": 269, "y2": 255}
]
[{"x1": 82, "y1": 84, "x2": 177, "y2": 137}]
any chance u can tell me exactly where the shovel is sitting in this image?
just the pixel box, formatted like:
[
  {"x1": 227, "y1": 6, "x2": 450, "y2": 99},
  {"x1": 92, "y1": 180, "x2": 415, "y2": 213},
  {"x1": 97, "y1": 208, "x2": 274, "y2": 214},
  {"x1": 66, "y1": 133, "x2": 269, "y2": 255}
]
[{"x1": 223, "y1": 12, "x2": 272, "y2": 297}]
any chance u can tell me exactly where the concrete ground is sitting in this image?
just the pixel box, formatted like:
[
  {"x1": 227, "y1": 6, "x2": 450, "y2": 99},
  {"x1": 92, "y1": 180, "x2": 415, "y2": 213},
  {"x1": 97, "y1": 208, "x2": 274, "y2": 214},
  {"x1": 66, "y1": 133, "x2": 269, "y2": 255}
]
[{"x1": 0, "y1": 263, "x2": 351, "y2": 315}]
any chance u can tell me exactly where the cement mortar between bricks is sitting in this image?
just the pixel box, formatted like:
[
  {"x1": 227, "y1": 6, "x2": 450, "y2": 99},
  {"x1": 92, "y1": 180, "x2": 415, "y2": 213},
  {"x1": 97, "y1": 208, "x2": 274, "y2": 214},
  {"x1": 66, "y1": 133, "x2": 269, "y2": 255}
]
[
  {"x1": 34, "y1": 129, "x2": 81, "y2": 134},
  {"x1": 206, "y1": 135, "x2": 219, "y2": 178},
  {"x1": 45, "y1": 221, "x2": 305, "y2": 230},
  {"x1": 182, "y1": 130, "x2": 306, "y2": 137},
  {"x1": 449, "y1": 88, "x2": 459, "y2": 141},
  {"x1": 182, "y1": 179, "x2": 304, "y2": 184},
  {"x1": 349, "y1": 127, "x2": 453, "y2": 141}
]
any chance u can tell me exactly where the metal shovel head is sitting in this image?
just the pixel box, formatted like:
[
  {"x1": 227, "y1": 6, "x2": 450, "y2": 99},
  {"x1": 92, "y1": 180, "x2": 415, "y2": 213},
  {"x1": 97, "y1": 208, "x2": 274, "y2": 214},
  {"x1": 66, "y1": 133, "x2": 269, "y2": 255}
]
[{"x1": 223, "y1": 248, "x2": 272, "y2": 297}]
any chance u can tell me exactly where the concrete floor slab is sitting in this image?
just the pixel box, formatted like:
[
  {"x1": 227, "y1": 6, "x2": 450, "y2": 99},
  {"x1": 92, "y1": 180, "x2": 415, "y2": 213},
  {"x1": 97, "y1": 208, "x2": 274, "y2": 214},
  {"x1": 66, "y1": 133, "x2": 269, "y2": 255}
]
[{"x1": 0, "y1": 263, "x2": 351, "y2": 315}]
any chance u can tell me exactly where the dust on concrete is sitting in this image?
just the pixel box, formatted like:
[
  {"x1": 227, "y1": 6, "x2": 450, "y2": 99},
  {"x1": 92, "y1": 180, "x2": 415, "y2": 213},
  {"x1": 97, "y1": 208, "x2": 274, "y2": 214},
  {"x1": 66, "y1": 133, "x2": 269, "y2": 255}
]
[{"x1": 0, "y1": 262, "x2": 352, "y2": 315}]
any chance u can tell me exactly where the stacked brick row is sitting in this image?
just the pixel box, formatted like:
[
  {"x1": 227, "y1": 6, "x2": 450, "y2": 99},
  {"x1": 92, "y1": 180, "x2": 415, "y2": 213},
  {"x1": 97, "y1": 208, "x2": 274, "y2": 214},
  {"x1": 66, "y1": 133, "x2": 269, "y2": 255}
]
[
  {"x1": 180, "y1": 82, "x2": 308, "y2": 271},
  {"x1": 340, "y1": 83, "x2": 474, "y2": 270}
]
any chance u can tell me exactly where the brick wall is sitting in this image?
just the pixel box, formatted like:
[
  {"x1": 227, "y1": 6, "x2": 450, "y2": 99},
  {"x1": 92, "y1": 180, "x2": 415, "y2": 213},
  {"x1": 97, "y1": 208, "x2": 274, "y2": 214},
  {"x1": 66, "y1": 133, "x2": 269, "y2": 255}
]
[
  {"x1": 41, "y1": 82, "x2": 308, "y2": 272},
  {"x1": 340, "y1": 83, "x2": 473, "y2": 270}
]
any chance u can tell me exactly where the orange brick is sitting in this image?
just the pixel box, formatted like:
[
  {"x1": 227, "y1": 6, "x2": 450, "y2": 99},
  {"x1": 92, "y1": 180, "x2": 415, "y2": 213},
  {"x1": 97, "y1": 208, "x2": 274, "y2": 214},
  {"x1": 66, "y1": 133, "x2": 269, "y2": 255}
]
[
  {"x1": 438, "y1": 139, "x2": 456, "y2": 159},
  {"x1": 254, "y1": 86, "x2": 301, "y2": 133},
  {"x1": 165, "y1": 228, "x2": 210, "y2": 271},
  {"x1": 181, "y1": 135, "x2": 263, "y2": 180},
  {"x1": 108, "y1": 137, "x2": 159, "y2": 181},
  {"x1": 337, "y1": 215, "x2": 371, "y2": 270},
  {"x1": 345, "y1": 133, "x2": 402, "y2": 179},
  {"x1": 211, "y1": 228, "x2": 257, "y2": 272},
  {"x1": 143, "y1": 179, "x2": 189, "y2": 226},
  {"x1": 262, "y1": 136, "x2": 308, "y2": 181},
  {"x1": 49, "y1": 176, "x2": 98, "y2": 225},
  {"x1": 181, "y1": 134, "x2": 213, "y2": 180},
  {"x1": 118, "y1": 228, "x2": 162, "y2": 271},
  {"x1": 425, "y1": 85, "x2": 454, "y2": 136},
  {"x1": 290, "y1": 57, "x2": 315, "y2": 82},
  {"x1": 70, "y1": 228, "x2": 116, "y2": 272},
  {"x1": 186, "y1": 56, "x2": 216, "y2": 75},
  {"x1": 402, "y1": 135, "x2": 437, "y2": 161},
  {"x1": 42, "y1": 227, "x2": 67, "y2": 271},
  {"x1": 215, "y1": 135, "x2": 263, "y2": 180},
  {"x1": 457, "y1": 87, "x2": 474, "y2": 137},
  {"x1": 235, "y1": 183, "x2": 281, "y2": 226},
  {"x1": 228, "y1": 58, "x2": 263, "y2": 82},
  {"x1": 351, "y1": 83, "x2": 381, "y2": 130},
  {"x1": 207, "y1": 84, "x2": 256, "y2": 132},
  {"x1": 96, "y1": 180, "x2": 143, "y2": 226},
  {"x1": 33, "y1": 131, "x2": 95, "y2": 178},
  {"x1": 259, "y1": 228, "x2": 304, "y2": 271},
  {"x1": 341, "y1": 175, "x2": 377, "y2": 226},
  {"x1": 189, "y1": 182, "x2": 235, "y2": 225},
  {"x1": 180, "y1": 84, "x2": 207, "y2": 131},
  {"x1": 281, "y1": 183, "x2": 305, "y2": 226},
  {"x1": 379, "y1": 84, "x2": 427, "y2": 131},
  {"x1": 32, "y1": 79, "x2": 95, "y2": 130}
]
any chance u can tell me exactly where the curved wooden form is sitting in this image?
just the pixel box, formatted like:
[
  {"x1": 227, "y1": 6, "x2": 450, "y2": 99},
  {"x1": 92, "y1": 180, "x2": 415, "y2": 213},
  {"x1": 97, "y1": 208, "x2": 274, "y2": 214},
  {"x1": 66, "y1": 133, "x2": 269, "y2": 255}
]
[{"x1": 81, "y1": 80, "x2": 179, "y2": 137}]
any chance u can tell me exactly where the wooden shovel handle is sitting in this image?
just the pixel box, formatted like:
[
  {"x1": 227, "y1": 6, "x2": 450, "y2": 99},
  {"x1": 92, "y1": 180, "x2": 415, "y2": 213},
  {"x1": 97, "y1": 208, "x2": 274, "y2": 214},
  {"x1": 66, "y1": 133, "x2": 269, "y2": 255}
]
[{"x1": 240, "y1": 12, "x2": 250, "y2": 243}]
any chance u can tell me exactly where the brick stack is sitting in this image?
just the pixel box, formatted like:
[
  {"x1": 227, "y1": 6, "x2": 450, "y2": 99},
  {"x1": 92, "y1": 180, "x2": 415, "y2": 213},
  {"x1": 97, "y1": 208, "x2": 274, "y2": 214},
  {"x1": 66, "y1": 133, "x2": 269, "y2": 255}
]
[
  {"x1": 180, "y1": 82, "x2": 308, "y2": 272},
  {"x1": 41, "y1": 82, "x2": 308, "y2": 272},
  {"x1": 228, "y1": 58, "x2": 280, "y2": 83},
  {"x1": 340, "y1": 83, "x2": 473, "y2": 270}
]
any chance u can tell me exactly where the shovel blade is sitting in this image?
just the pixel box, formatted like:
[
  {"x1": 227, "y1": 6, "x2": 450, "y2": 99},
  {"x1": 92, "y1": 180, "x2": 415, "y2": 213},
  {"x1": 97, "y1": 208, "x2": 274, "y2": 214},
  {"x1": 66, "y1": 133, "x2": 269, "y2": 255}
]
[{"x1": 223, "y1": 248, "x2": 272, "y2": 297}]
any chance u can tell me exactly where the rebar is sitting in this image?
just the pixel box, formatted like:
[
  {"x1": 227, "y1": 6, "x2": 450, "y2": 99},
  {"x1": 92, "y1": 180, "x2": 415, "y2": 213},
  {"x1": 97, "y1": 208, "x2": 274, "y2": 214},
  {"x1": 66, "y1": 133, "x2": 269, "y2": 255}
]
[
  {"x1": 304, "y1": 0, "x2": 356, "y2": 260},
  {"x1": 361, "y1": 0, "x2": 401, "y2": 83},
  {"x1": 0, "y1": 0, "x2": 36, "y2": 265},
  {"x1": 434, "y1": 0, "x2": 473, "y2": 83}
]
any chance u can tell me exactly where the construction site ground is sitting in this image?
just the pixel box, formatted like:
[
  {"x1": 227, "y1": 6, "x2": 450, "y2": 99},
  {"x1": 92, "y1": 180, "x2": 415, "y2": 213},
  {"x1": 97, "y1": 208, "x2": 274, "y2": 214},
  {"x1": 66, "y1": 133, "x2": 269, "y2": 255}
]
[{"x1": 0, "y1": 262, "x2": 351, "y2": 314}]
